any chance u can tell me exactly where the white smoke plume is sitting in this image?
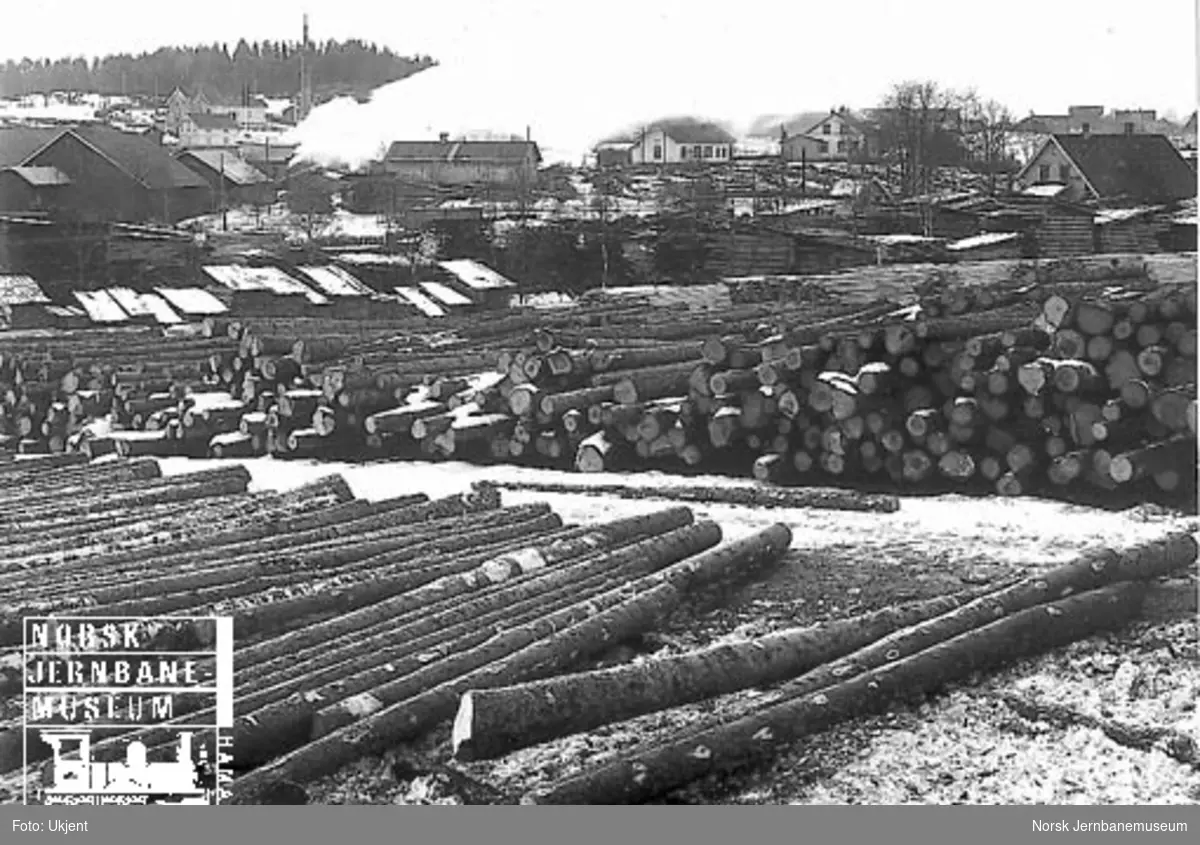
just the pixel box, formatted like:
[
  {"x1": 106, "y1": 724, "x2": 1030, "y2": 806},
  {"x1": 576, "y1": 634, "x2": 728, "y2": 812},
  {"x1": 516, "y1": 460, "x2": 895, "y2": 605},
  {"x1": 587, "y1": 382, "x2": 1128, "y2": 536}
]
[{"x1": 282, "y1": 56, "x2": 779, "y2": 170}]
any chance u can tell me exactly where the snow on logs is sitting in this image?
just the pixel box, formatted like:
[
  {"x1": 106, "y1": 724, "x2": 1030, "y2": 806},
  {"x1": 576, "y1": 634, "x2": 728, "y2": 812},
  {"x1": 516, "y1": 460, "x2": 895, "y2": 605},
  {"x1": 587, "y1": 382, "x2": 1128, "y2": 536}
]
[
  {"x1": 0, "y1": 263, "x2": 1193, "y2": 508},
  {"x1": 526, "y1": 531, "x2": 1196, "y2": 804}
]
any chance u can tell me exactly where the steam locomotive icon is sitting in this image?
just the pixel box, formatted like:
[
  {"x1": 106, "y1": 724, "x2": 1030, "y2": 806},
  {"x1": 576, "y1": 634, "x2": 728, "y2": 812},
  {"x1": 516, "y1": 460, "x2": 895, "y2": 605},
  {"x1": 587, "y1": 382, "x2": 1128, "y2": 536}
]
[{"x1": 39, "y1": 729, "x2": 212, "y2": 805}]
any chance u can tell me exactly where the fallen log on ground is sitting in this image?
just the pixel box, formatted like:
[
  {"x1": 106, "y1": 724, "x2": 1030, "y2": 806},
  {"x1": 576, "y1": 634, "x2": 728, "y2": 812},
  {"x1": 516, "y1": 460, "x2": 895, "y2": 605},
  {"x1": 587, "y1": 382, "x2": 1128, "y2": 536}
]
[
  {"x1": 492, "y1": 480, "x2": 900, "y2": 513},
  {"x1": 525, "y1": 580, "x2": 1147, "y2": 804},
  {"x1": 450, "y1": 590, "x2": 988, "y2": 761},
  {"x1": 224, "y1": 524, "x2": 793, "y2": 803}
]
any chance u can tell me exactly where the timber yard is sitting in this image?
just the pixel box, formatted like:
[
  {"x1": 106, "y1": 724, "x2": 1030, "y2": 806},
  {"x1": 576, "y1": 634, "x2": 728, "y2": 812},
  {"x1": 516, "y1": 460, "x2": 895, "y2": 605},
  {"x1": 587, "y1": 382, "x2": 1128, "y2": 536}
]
[{"x1": 0, "y1": 11, "x2": 1197, "y2": 807}]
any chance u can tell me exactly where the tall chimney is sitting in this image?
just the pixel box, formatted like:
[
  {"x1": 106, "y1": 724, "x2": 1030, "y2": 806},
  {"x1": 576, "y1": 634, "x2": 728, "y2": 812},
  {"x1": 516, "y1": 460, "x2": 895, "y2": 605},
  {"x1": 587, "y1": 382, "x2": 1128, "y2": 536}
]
[{"x1": 439, "y1": 132, "x2": 449, "y2": 142}]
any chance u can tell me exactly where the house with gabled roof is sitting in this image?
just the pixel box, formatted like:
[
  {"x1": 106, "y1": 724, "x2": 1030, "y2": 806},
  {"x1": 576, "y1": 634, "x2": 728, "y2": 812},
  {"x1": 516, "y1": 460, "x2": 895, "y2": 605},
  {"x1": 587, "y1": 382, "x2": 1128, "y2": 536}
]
[
  {"x1": 1014, "y1": 133, "x2": 1196, "y2": 205},
  {"x1": 7, "y1": 124, "x2": 212, "y2": 223},
  {"x1": 780, "y1": 109, "x2": 874, "y2": 161},
  {"x1": 176, "y1": 148, "x2": 274, "y2": 206},
  {"x1": 613, "y1": 118, "x2": 735, "y2": 165},
  {"x1": 383, "y1": 136, "x2": 542, "y2": 186}
]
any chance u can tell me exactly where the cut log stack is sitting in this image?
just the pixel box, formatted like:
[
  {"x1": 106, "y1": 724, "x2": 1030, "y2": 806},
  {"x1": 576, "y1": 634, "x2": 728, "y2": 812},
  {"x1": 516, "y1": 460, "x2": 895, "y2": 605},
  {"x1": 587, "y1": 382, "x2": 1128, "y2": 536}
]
[
  {"x1": 0, "y1": 254, "x2": 1193, "y2": 509},
  {"x1": 0, "y1": 455, "x2": 803, "y2": 807}
]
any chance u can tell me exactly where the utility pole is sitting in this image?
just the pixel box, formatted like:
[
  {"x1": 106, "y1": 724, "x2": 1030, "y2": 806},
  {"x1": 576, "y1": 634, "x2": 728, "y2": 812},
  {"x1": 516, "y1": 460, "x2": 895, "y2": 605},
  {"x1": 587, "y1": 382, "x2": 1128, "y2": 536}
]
[{"x1": 220, "y1": 151, "x2": 228, "y2": 232}]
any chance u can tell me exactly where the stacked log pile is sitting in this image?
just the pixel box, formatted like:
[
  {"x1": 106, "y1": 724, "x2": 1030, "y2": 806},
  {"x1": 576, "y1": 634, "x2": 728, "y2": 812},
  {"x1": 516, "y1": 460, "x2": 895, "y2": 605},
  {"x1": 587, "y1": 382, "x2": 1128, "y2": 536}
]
[
  {"x1": 0, "y1": 455, "x2": 800, "y2": 806},
  {"x1": 0, "y1": 253, "x2": 1193, "y2": 509}
]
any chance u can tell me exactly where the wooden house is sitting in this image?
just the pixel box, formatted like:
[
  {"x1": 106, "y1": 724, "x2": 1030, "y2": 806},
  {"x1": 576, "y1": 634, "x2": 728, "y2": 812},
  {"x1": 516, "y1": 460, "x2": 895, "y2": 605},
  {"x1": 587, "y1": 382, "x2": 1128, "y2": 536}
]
[
  {"x1": 175, "y1": 149, "x2": 275, "y2": 207},
  {"x1": 1015, "y1": 134, "x2": 1196, "y2": 205},
  {"x1": 384, "y1": 139, "x2": 542, "y2": 187}
]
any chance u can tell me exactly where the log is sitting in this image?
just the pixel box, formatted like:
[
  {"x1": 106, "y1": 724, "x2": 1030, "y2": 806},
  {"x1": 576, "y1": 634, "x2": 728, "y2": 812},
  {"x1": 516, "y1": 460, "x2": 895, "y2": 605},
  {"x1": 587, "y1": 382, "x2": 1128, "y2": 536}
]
[
  {"x1": 450, "y1": 592, "x2": 977, "y2": 761},
  {"x1": 1110, "y1": 436, "x2": 1198, "y2": 484},
  {"x1": 526, "y1": 582, "x2": 1146, "y2": 804},
  {"x1": 226, "y1": 525, "x2": 792, "y2": 803}
]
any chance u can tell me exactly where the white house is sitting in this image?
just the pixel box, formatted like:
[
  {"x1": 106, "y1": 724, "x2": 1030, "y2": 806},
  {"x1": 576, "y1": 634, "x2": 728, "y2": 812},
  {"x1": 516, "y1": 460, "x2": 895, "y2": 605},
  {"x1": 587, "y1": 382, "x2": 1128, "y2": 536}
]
[
  {"x1": 178, "y1": 113, "x2": 241, "y2": 149},
  {"x1": 780, "y1": 110, "x2": 871, "y2": 161},
  {"x1": 624, "y1": 120, "x2": 736, "y2": 165}
]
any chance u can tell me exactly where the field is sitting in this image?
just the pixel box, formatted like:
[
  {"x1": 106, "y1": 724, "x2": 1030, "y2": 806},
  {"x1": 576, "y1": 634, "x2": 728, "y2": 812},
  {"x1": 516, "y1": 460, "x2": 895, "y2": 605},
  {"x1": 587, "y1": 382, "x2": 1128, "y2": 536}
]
[{"x1": 160, "y1": 456, "x2": 1200, "y2": 806}]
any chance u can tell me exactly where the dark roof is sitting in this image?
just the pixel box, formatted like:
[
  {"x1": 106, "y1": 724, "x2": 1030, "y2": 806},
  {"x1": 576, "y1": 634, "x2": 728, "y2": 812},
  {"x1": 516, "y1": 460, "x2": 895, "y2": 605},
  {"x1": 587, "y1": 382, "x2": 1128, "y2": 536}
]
[
  {"x1": 644, "y1": 120, "x2": 736, "y2": 145},
  {"x1": 0, "y1": 127, "x2": 62, "y2": 167},
  {"x1": 1052, "y1": 134, "x2": 1196, "y2": 203},
  {"x1": 40, "y1": 125, "x2": 210, "y2": 191},
  {"x1": 385, "y1": 140, "x2": 541, "y2": 164}
]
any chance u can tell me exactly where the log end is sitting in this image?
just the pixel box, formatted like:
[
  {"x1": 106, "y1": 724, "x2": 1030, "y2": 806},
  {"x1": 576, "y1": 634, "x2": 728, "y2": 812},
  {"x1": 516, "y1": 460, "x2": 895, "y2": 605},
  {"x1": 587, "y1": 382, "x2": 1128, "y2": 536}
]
[{"x1": 450, "y1": 691, "x2": 477, "y2": 761}]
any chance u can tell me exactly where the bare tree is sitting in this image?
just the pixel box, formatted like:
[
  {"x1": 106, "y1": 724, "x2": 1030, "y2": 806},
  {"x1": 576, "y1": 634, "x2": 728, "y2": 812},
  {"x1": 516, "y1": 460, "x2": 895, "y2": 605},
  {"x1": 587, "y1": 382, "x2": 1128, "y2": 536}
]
[
  {"x1": 961, "y1": 90, "x2": 1015, "y2": 194},
  {"x1": 874, "y1": 80, "x2": 965, "y2": 197}
]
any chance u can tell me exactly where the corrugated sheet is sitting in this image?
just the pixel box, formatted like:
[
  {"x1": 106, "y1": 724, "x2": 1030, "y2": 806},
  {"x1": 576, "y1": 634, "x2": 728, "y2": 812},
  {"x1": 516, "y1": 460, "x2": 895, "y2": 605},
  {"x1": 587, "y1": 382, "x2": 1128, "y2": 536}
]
[
  {"x1": 106, "y1": 287, "x2": 182, "y2": 324},
  {"x1": 201, "y1": 265, "x2": 328, "y2": 305},
  {"x1": 73, "y1": 289, "x2": 130, "y2": 324},
  {"x1": 419, "y1": 281, "x2": 473, "y2": 307},
  {"x1": 155, "y1": 286, "x2": 228, "y2": 316},
  {"x1": 437, "y1": 259, "x2": 516, "y2": 291},
  {"x1": 0, "y1": 274, "x2": 50, "y2": 306},
  {"x1": 394, "y1": 286, "x2": 446, "y2": 318},
  {"x1": 297, "y1": 265, "x2": 375, "y2": 298}
]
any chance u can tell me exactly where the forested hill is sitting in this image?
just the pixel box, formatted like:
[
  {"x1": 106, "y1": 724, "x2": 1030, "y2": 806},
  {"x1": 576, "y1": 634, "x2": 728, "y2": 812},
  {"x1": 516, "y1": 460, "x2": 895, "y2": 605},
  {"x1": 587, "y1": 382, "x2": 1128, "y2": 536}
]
[{"x1": 0, "y1": 39, "x2": 436, "y2": 100}]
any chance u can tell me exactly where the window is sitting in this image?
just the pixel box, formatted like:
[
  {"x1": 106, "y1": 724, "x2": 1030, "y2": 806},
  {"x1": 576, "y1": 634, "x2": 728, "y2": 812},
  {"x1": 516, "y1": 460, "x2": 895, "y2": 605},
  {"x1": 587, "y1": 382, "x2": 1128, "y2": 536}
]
[
  {"x1": 1058, "y1": 164, "x2": 1071, "y2": 181},
  {"x1": 822, "y1": 123, "x2": 832, "y2": 135},
  {"x1": 694, "y1": 145, "x2": 702, "y2": 159},
  {"x1": 836, "y1": 139, "x2": 846, "y2": 153},
  {"x1": 1124, "y1": 122, "x2": 1135, "y2": 135},
  {"x1": 1081, "y1": 122, "x2": 1090, "y2": 134},
  {"x1": 680, "y1": 146, "x2": 687, "y2": 159},
  {"x1": 703, "y1": 145, "x2": 713, "y2": 158},
  {"x1": 818, "y1": 141, "x2": 828, "y2": 155},
  {"x1": 653, "y1": 144, "x2": 662, "y2": 160},
  {"x1": 1038, "y1": 164, "x2": 1051, "y2": 182}
]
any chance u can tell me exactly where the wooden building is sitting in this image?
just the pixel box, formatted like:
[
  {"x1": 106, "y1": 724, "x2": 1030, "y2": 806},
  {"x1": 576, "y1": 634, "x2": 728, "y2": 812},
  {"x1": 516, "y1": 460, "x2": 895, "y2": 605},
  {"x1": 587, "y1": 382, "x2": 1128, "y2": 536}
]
[
  {"x1": 10, "y1": 125, "x2": 213, "y2": 223},
  {"x1": 175, "y1": 149, "x2": 275, "y2": 207},
  {"x1": 383, "y1": 139, "x2": 541, "y2": 187},
  {"x1": 1015, "y1": 134, "x2": 1196, "y2": 205}
]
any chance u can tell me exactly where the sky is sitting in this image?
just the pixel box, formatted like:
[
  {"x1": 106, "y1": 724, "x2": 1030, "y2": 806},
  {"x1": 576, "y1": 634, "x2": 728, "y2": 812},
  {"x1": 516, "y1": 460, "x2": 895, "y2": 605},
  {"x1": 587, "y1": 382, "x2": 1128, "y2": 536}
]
[{"x1": 0, "y1": 0, "x2": 1195, "y2": 164}]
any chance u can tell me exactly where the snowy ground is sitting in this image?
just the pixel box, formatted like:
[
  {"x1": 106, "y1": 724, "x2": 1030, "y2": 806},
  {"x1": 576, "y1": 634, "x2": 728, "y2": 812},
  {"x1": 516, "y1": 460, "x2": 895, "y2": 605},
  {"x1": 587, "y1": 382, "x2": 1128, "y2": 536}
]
[{"x1": 150, "y1": 456, "x2": 1199, "y2": 805}]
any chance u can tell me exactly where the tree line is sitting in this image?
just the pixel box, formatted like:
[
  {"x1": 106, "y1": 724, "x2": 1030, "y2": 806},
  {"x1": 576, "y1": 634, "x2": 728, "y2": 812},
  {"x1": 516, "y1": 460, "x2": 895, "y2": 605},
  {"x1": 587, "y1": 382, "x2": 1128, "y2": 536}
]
[{"x1": 0, "y1": 40, "x2": 436, "y2": 101}]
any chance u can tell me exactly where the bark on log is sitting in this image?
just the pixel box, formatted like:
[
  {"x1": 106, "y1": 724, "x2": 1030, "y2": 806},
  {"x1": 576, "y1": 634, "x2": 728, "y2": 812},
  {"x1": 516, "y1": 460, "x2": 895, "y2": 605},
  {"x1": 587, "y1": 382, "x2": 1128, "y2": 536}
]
[
  {"x1": 525, "y1": 582, "x2": 1146, "y2": 804},
  {"x1": 451, "y1": 591, "x2": 979, "y2": 761},
  {"x1": 224, "y1": 525, "x2": 791, "y2": 802}
]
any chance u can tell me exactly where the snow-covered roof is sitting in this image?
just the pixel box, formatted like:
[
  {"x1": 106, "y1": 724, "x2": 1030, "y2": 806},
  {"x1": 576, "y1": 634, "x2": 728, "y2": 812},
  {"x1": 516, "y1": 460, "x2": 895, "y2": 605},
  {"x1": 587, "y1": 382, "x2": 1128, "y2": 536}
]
[
  {"x1": 946, "y1": 231, "x2": 1021, "y2": 252},
  {"x1": 296, "y1": 265, "x2": 375, "y2": 298},
  {"x1": 201, "y1": 264, "x2": 328, "y2": 304},
  {"x1": 438, "y1": 259, "x2": 516, "y2": 291},
  {"x1": 394, "y1": 286, "x2": 447, "y2": 317},
  {"x1": 72, "y1": 289, "x2": 129, "y2": 323},
  {"x1": 419, "y1": 280, "x2": 473, "y2": 307},
  {"x1": 154, "y1": 286, "x2": 228, "y2": 316}
]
